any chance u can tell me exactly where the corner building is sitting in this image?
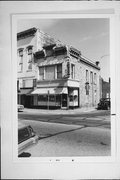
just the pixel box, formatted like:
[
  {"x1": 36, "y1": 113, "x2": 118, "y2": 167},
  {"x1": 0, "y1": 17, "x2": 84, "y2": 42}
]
[
  {"x1": 17, "y1": 27, "x2": 101, "y2": 109},
  {"x1": 32, "y1": 45, "x2": 100, "y2": 109}
]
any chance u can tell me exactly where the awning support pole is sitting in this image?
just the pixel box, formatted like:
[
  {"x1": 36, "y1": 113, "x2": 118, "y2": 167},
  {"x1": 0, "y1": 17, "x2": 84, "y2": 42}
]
[{"x1": 48, "y1": 90, "x2": 49, "y2": 110}]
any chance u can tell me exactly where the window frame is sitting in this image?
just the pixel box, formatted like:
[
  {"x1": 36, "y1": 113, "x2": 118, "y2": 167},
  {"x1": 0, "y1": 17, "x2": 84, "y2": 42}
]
[
  {"x1": 39, "y1": 67, "x2": 44, "y2": 80},
  {"x1": 27, "y1": 47, "x2": 33, "y2": 71},
  {"x1": 71, "y1": 64, "x2": 75, "y2": 79},
  {"x1": 90, "y1": 71, "x2": 93, "y2": 84},
  {"x1": 86, "y1": 69, "x2": 89, "y2": 82},
  {"x1": 18, "y1": 49, "x2": 23, "y2": 72},
  {"x1": 45, "y1": 65, "x2": 55, "y2": 80},
  {"x1": 57, "y1": 64, "x2": 62, "y2": 79},
  {"x1": 94, "y1": 73, "x2": 97, "y2": 85}
]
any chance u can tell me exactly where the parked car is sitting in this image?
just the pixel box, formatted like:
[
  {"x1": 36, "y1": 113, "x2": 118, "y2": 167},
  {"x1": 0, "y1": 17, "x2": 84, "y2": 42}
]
[
  {"x1": 18, "y1": 104, "x2": 24, "y2": 112},
  {"x1": 18, "y1": 121, "x2": 39, "y2": 157},
  {"x1": 97, "y1": 98, "x2": 111, "y2": 110}
]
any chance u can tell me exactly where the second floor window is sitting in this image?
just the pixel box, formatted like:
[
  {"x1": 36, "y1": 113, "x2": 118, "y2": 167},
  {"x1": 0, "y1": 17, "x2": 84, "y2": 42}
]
[
  {"x1": 71, "y1": 64, "x2": 75, "y2": 79},
  {"x1": 57, "y1": 64, "x2": 62, "y2": 79},
  {"x1": 38, "y1": 64, "x2": 63, "y2": 81},
  {"x1": 86, "y1": 70, "x2": 89, "y2": 82},
  {"x1": 27, "y1": 47, "x2": 33, "y2": 70},
  {"x1": 39, "y1": 67, "x2": 44, "y2": 80},
  {"x1": 46, "y1": 65, "x2": 55, "y2": 80},
  {"x1": 18, "y1": 50, "x2": 23, "y2": 72},
  {"x1": 90, "y1": 71, "x2": 93, "y2": 84},
  {"x1": 94, "y1": 73, "x2": 97, "y2": 84}
]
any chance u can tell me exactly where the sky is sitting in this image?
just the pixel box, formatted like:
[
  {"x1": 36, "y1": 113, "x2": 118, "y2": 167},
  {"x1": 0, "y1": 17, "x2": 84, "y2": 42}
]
[{"x1": 17, "y1": 18, "x2": 110, "y2": 81}]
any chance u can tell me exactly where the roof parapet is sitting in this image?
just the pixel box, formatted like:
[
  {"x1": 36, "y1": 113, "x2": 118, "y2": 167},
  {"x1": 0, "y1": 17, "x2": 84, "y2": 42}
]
[
  {"x1": 80, "y1": 55, "x2": 100, "y2": 70},
  {"x1": 69, "y1": 46, "x2": 81, "y2": 59},
  {"x1": 17, "y1": 27, "x2": 37, "y2": 40}
]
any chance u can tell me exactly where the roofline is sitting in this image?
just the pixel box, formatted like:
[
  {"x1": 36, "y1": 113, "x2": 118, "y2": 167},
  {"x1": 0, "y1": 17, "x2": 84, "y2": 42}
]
[
  {"x1": 80, "y1": 56, "x2": 100, "y2": 70},
  {"x1": 17, "y1": 27, "x2": 37, "y2": 40},
  {"x1": 34, "y1": 45, "x2": 100, "y2": 70},
  {"x1": 68, "y1": 46, "x2": 100, "y2": 70}
]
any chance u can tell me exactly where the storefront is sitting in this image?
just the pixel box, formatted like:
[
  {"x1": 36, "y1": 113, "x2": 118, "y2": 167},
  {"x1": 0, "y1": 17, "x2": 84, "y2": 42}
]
[
  {"x1": 68, "y1": 88, "x2": 79, "y2": 108},
  {"x1": 18, "y1": 88, "x2": 34, "y2": 108},
  {"x1": 31, "y1": 87, "x2": 79, "y2": 109},
  {"x1": 31, "y1": 87, "x2": 68, "y2": 109}
]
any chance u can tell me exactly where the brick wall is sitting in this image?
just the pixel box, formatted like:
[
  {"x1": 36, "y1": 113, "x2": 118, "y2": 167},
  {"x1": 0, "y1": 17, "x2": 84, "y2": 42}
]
[{"x1": 70, "y1": 56, "x2": 100, "y2": 108}]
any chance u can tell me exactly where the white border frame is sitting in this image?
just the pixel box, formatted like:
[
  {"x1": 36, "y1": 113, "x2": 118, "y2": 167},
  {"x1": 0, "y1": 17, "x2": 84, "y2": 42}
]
[
  {"x1": 1, "y1": 1, "x2": 120, "y2": 179},
  {"x1": 12, "y1": 13, "x2": 115, "y2": 163}
]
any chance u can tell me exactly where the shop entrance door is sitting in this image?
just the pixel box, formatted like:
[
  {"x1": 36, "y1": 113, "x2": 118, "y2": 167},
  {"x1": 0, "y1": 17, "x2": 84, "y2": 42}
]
[{"x1": 61, "y1": 94, "x2": 67, "y2": 108}]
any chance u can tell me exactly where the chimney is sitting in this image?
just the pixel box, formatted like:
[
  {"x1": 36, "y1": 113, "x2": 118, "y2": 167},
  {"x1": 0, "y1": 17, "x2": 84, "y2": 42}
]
[{"x1": 95, "y1": 61, "x2": 99, "y2": 66}]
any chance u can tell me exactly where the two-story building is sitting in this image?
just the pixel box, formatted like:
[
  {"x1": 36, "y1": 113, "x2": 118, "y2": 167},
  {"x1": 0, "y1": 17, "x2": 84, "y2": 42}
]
[
  {"x1": 17, "y1": 27, "x2": 101, "y2": 109},
  {"x1": 17, "y1": 27, "x2": 57, "y2": 107},
  {"x1": 32, "y1": 45, "x2": 100, "y2": 109}
]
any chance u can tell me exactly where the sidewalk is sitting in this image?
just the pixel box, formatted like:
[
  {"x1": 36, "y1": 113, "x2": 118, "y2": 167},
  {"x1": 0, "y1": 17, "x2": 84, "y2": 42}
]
[{"x1": 24, "y1": 107, "x2": 97, "y2": 115}]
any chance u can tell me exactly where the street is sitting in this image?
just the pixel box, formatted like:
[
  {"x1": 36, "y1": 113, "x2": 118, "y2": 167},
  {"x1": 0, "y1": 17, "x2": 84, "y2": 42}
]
[{"x1": 18, "y1": 108, "x2": 111, "y2": 157}]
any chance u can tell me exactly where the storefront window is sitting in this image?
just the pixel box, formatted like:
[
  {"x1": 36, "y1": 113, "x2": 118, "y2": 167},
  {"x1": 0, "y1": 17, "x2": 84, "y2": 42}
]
[
  {"x1": 69, "y1": 95, "x2": 73, "y2": 102},
  {"x1": 49, "y1": 95, "x2": 55, "y2": 102},
  {"x1": 74, "y1": 95, "x2": 78, "y2": 101},
  {"x1": 38, "y1": 95, "x2": 47, "y2": 101}
]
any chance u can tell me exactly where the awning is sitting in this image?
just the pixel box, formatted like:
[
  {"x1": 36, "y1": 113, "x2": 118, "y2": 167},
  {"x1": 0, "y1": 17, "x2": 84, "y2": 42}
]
[
  {"x1": 18, "y1": 88, "x2": 33, "y2": 95},
  {"x1": 31, "y1": 87, "x2": 68, "y2": 95}
]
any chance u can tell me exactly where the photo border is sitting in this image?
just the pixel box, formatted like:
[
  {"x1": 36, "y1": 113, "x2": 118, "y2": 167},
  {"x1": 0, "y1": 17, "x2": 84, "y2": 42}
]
[
  {"x1": 1, "y1": 2, "x2": 120, "y2": 179},
  {"x1": 12, "y1": 13, "x2": 115, "y2": 163}
]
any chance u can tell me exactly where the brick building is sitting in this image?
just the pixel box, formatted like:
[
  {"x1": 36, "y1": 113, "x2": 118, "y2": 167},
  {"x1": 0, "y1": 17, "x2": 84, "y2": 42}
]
[
  {"x1": 17, "y1": 27, "x2": 101, "y2": 109},
  {"x1": 17, "y1": 27, "x2": 58, "y2": 107}
]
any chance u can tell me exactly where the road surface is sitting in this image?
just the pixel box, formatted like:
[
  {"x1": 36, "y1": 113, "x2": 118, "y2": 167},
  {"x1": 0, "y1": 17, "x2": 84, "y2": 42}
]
[
  {"x1": 18, "y1": 108, "x2": 110, "y2": 128},
  {"x1": 18, "y1": 109, "x2": 111, "y2": 157}
]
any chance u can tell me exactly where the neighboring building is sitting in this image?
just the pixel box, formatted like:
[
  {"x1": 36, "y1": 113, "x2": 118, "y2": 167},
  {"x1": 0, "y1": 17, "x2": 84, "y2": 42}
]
[
  {"x1": 17, "y1": 27, "x2": 58, "y2": 107},
  {"x1": 17, "y1": 27, "x2": 101, "y2": 109},
  {"x1": 101, "y1": 78, "x2": 110, "y2": 99}
]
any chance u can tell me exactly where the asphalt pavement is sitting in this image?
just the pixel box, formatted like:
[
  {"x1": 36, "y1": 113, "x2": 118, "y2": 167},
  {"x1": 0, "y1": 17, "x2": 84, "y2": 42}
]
[
  {"x1": 18, "y1": 108, "x2": 111, "y2": 157},
  {"x1": 21, "y1": 119, "x2": 111, "y2": 157},
  {"x1": 18, "y1": 108, "x2": 110, "y2": 128}
]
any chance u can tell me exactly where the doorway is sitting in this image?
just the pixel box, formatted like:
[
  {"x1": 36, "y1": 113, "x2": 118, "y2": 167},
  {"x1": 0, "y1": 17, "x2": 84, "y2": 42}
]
[{"x1": 61, "y1": 94, "x2": 67, "y2": 108}]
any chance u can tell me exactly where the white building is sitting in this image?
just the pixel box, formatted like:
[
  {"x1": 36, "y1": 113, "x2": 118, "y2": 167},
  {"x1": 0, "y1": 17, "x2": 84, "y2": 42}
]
[{"x1": 17, "y1": 27, "x2": 101, "y2": 109}]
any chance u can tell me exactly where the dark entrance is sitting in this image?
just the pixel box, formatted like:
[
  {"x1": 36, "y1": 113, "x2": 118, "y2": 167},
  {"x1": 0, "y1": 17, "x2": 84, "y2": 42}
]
[
  {"x1": 61, "y1": 94, "x2": 67, "y2": 108},
  {"x1": 25, "y1": 96, "x2": 33, "y2": 108},
  {"x1": 21, "y1": 95, "x2": 33, "y2": 108}
]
